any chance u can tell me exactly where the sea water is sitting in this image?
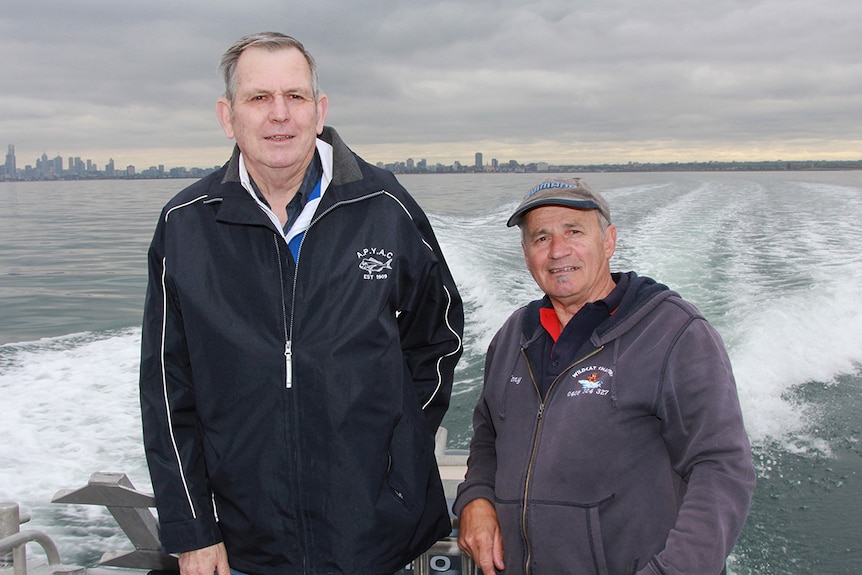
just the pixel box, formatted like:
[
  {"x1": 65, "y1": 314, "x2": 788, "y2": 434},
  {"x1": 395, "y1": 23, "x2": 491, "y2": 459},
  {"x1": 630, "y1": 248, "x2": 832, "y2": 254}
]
[{"x1": 1, "y1": 172, "x2": 860, "y2": 574}]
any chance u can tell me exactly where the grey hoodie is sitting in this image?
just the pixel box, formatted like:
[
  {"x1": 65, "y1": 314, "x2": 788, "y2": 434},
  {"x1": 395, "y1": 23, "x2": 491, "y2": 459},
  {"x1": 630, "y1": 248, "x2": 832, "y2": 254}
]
[{"x1": 454, "y1": 272, "x2": 755, "y2": 575}]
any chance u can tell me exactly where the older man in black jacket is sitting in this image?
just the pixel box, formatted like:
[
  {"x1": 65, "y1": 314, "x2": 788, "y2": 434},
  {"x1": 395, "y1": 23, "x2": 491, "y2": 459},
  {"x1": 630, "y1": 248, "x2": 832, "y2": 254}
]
[{"x1": 140, "y1": 32, "x2": 463, "y2": 575}]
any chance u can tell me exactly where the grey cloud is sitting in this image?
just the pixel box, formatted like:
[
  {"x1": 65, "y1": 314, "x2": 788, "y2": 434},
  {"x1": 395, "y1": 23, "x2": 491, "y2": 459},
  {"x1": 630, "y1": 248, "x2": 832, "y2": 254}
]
[{"x1": 2, "y1": 0, "x2": 860, "y2": 167}]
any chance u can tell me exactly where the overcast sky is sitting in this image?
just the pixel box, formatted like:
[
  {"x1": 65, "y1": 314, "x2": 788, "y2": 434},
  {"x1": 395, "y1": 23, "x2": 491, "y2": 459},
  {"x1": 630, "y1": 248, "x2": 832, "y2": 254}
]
[{"x1": 2, "y1": 0, "x2": 861, "y2": 169}]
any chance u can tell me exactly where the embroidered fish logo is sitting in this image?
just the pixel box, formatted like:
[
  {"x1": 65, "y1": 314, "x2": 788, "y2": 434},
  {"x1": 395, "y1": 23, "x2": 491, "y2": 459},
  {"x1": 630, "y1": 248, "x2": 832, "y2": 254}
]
[{"x1": 358, "y1": 257, "x2": 393, "y2": 274}]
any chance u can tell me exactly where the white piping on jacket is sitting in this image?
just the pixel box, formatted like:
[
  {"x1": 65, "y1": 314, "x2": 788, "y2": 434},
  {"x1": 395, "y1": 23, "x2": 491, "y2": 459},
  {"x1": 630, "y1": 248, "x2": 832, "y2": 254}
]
[
  {"x1": 159, "y1": 256, "x2": 197, "y2": 519},
  {"x1": 158, "y1": 194, "x2": 210, "y2": 518},
  {"x1": 379, "y1": 191, "x2": 462, "y2": 412},
  {"x1": 424, "y1": 284, "x2": 461, "y2": 411}
]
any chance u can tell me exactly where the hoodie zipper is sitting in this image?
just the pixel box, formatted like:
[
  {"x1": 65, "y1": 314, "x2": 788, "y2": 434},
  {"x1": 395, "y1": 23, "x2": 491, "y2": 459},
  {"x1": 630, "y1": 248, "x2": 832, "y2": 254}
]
[{"x1": 519, "y1": 345, "x2": 604, "y2": 575}]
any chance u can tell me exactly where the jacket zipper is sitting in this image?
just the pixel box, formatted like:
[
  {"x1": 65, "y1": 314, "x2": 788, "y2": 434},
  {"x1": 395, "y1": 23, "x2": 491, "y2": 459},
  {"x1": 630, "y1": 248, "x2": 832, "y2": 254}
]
[
  {"x1": 281, "y1": 190, "x2": 388, "y2": 390},
  {"x1": 519, "y1": 345, "x2": 605, "y2": 575},
  {"x1": 274, "y1": 236, "x2": 292, "y2": 388}
]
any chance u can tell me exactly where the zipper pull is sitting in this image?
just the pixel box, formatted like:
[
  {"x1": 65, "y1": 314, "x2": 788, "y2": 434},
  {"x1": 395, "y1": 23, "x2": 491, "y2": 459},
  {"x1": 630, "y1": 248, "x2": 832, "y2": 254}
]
[
  {"x1": 537, "y1": 403, "x2": 545, "y2": 420},
  {"x1": 285, "y1": 340, "x2": 292, "y2": 388}
]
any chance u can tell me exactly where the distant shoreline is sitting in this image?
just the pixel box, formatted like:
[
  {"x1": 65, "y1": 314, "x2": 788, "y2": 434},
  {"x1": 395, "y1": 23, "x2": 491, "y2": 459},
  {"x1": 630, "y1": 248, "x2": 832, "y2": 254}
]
[{"x1": 2, "y1": 159, "x2": 860, "y2": 182}]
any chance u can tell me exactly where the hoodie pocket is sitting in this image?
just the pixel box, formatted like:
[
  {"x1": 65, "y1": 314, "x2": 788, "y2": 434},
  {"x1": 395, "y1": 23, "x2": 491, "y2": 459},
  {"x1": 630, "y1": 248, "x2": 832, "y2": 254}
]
[{"x1": 526, "y1": 498, "x2": 613, "y2": 575}]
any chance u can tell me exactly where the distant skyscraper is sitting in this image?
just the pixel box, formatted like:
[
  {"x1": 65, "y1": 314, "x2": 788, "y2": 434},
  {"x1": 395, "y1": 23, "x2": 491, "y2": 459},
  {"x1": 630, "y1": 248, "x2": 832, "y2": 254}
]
[
  {"x1": 5, "y1": 145, "x2": 16, "y2": 177},
  {"x1": 475, "y1": 152, "x2": 483, "y2": 169}
]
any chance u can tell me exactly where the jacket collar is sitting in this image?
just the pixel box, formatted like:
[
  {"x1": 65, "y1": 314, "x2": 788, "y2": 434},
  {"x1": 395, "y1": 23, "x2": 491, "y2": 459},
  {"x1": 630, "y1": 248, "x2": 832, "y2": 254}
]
[
  {"x1": 214, "y1": 126, "x2": 368, "y2": 228},
  {"x1": 220, "y1": 126, "x2": 351, "y2": 181},
  {"x1": 318, "y1": 126, "x2": 363, "y2": 187},
  {"x1": 220, "y1": 125, "x2": 363, "y2": 191}
]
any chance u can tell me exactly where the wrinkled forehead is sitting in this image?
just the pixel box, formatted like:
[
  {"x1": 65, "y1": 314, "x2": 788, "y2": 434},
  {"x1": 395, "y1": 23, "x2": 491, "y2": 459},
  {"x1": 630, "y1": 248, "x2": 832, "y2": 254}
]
[{"x1": 522, "y1": 204, "x2": 602, "y2": 228}]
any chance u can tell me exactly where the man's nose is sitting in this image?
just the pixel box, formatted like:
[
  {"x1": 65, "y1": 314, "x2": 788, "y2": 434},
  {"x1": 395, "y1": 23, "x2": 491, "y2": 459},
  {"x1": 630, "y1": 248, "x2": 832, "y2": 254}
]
[
  {"x1": 270, "y1": 97, "x2": 292, "y2": 121},
  {"x1": 548, "y1": 235, "x2": 569, "y2": 258}
]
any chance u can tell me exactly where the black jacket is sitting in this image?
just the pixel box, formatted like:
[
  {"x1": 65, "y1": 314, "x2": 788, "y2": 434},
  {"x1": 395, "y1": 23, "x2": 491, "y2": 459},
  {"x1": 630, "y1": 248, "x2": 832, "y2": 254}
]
[{"x1": 140, "y1": 127, "x2": 464, "y2": 574}]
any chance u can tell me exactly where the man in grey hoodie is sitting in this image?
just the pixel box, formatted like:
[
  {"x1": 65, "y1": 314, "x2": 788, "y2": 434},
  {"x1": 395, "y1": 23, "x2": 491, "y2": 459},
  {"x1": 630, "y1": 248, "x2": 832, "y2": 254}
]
[{"x1": 454, "y1": 178, "x2": 755, "y2": 575}]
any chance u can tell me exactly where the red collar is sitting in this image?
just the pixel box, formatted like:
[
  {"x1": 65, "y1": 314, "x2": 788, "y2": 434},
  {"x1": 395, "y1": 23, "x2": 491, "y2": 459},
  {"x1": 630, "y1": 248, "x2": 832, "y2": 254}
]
[
  {"x1": 539, "y1": 303, "x2": 619, "y2": 343},
  {"x1": 539, "y1": 307, "x2": 562, "y2": 342}
]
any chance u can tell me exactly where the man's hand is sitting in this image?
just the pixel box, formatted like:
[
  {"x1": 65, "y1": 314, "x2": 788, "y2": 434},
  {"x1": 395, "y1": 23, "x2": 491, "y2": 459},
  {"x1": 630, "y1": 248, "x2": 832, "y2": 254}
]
[
  {"x1": 458, "y1": 498, "x2": 505, "y2": 575},
  {"x1": 178, "y1": 542, "x2": 230, "y2": 575}
]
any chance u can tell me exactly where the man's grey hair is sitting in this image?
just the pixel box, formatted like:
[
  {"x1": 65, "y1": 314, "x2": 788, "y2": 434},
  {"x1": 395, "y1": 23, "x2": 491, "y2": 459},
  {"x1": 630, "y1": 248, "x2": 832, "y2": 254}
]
[{"x1": 219, "y1": 32, "x2": 320, "y2": 103}]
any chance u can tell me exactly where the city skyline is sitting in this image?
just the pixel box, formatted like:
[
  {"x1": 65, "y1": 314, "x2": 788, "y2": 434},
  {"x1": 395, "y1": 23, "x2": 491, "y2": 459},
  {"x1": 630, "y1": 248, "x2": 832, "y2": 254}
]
[
  {"x1": 1, "y1": 142, "x2": 545, "y2": 180},
  {"x1": 2, "y1": 144, "x2": 220, "y2": 180},
  {"x1": 4, "y1": 141, "x2": 860, "y2": 182},
  {"x1": 5, "y1": 131, "x2": 862, "y2": 177}
]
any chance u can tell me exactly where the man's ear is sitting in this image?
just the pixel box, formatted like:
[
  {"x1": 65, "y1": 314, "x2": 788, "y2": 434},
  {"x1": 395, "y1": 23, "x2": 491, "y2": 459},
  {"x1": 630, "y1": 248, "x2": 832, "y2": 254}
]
[
  {"x1": 216, "y1": 97, "x2": 235, "y2": 139},
  {"x1": 604, "y1": 224, "x2": 617, "y2": 260},
  {"x1": 315, "y1": 93, "x2": 329, "y2": 134}
]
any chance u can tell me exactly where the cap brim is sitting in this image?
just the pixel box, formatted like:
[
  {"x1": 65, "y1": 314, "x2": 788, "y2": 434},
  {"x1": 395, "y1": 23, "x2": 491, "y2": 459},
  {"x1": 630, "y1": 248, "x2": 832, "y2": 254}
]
[{"x1": 506, "y1": 198, "x2": 602, "y2": 227}]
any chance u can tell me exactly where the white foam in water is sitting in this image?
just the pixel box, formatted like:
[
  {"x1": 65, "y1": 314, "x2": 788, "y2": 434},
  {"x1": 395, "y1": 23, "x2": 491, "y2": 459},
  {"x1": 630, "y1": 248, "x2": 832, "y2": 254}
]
[
  {"x1": 432, "y1": 206, "x2": 542, "y2": 357},
  {"x1": 0, "y1": 329, "x2": 150, "y2": 505},
  {"x1": 614, "y1": 177, "x2": 862, "y2": 451},
  {"x1": 729, "y1": 262, "x2": 862, "y2": 450}
]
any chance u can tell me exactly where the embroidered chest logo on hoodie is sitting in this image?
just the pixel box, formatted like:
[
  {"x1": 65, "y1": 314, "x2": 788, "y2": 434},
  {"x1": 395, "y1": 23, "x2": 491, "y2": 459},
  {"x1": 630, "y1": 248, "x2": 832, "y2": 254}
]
[{"x1": 567, "y1": 366, "x2": 613, "y2": 398}]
